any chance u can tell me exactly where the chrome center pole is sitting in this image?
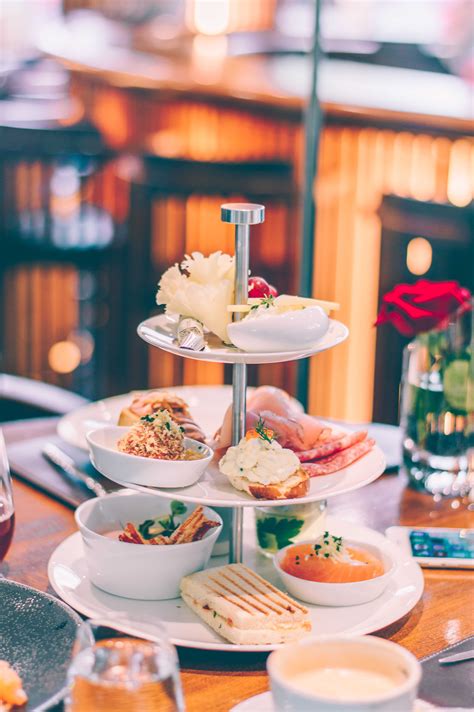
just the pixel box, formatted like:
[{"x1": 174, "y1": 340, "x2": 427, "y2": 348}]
[{"x1": 221, "y1": 203, "x2": 265, "y2": 564}]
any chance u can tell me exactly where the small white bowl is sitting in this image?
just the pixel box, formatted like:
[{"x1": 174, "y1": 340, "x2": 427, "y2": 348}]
[
  {"x1": 86, "y1": 425, "x2": 213, "y2": 488},
  {"x1": 75, "y1": 491, "x2": 222, "y2": 600},
  {"x1": 274, "y1": 539, "x2": 395, "y2": 606},
  {"x1": 267, "y1": 635, "x2": 421, "y2": 712},
  {"x1": 227, "y1": 306, "x2": 329, "y2": 353}
]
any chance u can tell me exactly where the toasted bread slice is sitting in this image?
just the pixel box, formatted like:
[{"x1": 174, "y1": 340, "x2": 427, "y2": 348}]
[
  {"x1": 228, "y1": 467, "x2": 309, "y2": 500},
  {"x1": 180, "y1": 564, "x2": 311, "y2": 645}
]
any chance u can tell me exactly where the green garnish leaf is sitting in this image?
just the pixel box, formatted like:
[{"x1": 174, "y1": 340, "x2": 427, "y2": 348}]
[
  {"x1": 171, "y1": 501, "x2": 187, "y2": 516},
  {"x1": 137, "y1": 501, "x2": 188, "y2": 539},
  {"x1": 256, "y1": 516, "x2": 304, "y2": 552}
]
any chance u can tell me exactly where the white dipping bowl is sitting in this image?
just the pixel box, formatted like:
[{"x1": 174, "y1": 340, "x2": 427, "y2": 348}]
[
  {"x1": 86, "y1": 425, "x2": 213, "y2": 488},
  {"x1": 75, "y1": 491, "x2": 222, "y2": 600},
  {"x1": 267, "y1": 635, "x2": 421, "y2": 712},
  {"x1": 227, "y1": 306, "x2": 329, "y2": 353},
  {"x1": 274, "y1": 539, "x2": 395, "y2": 606}
]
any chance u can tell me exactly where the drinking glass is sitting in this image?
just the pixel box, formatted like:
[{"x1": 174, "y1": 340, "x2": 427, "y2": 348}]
[
  {"x1": 0, "y1": 429, "x2": 15, "y2": 562},
  {"x1": 65, "y1": 617, "x2": 185, "y2": 712},
  {"x1": 255, "y1": 501, "x2": 327, "y2": 557}
]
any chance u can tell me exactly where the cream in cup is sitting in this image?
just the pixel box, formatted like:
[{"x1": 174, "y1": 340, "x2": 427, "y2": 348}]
[{"x1": 267, "y1": 635, "x2": 421, "y2": 712}]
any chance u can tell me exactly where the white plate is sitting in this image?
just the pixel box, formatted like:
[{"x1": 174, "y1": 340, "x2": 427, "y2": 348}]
[
  {"x1": 230, "y1": 692, "x2": 437, "y2": 712},
  {"x1": 91, "y1": 445, "x2": 386, "y2": 508},
  {"x1": 137, "y1": 314, "x2": 349, "y2": 365},
  {"x1": 58, "y1": 385, "x2": 238, "y2": 452},
  {"x1": 48, "y1": 516, "x2": 424, "y2": 653}
]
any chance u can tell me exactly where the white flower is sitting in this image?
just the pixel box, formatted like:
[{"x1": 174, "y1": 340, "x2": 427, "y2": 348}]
[{"x1": 156, "y1": 251, "x2": 235, "y2": 343}]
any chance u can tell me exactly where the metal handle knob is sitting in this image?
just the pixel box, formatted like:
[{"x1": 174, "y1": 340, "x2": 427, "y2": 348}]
[{"x1": 221, "y1": 203, "x2": 265, "y2": 225}]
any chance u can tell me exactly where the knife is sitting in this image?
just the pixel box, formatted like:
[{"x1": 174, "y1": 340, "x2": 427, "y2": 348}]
[
  {"x1": 438, "y1": 649, "x2": 474, "y2": 665},
  {"x1": 42, "y1": 443, "x2": 107, "y2": 498}
]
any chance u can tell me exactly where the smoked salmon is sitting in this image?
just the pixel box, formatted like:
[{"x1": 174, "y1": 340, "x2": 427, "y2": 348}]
[{"x1": 281, "y1": 537, "x2": 385, "y2": 583}]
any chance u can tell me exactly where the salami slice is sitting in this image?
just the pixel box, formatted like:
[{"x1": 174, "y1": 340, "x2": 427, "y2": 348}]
[
  {"x1": 296, "y1": 431, "x2": 368, "y2": 462},
  {"x1": 302, "y1": 438, "x2": 375, "y2": 476}
]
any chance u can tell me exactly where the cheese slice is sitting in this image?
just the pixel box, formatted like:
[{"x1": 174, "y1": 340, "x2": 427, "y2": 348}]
[{"x1": 227, "y1": 295, "x2": 339, "y2": 314}]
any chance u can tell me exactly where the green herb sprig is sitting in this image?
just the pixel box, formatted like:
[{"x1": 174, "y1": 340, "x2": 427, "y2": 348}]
[
  {"x1": 255, "y1": 417, "x2": 274, "y2": 444},
  {"x1": 250, "y1": 295, "x2": 275, "y2": 312}
]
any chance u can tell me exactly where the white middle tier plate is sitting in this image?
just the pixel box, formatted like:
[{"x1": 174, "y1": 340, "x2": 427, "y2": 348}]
[
  {"x1": 91, "y1": 444, "x2": 386, "y2": 508},
  {"x1": 137, "y1": 314, "x2": 349, "y2": 364},
  {"x1": 48, "y1": 516, "x2": 424, "y2": 653}
]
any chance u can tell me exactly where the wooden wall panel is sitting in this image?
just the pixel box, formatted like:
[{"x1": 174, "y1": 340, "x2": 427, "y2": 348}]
[
  {"x1": 309, "y1": 127, "x2": 474, "y2": 422},
  {"x1": 2, "y1": 264, "x2": 78, "y2": 388}
]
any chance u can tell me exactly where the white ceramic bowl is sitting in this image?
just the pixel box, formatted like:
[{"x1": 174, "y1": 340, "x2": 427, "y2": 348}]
[
  {"x1": 227, "y1": 306, "x2": 329, "y2": 353},
  {"x1": 86, "y1": 425, "x2": 213, "y2": 488},
  {"x1": 75, "y1": 491, "x2": 222, "y2": 600},
  {"x1": 274, "y1": 539, "x2": 395, "y2": 606},
  {"x1": 267, "y1": 635, "x2": 421, "y2": 712}
]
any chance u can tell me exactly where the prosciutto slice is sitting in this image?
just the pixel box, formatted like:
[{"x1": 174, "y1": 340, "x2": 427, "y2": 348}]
[{"x1": 302, "y1": 438, "x2": 375, "y2": 477}]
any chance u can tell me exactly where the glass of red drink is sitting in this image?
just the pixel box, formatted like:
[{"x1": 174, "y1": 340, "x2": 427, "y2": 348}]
[{"x1": 0, "y1": 430, "x2": 15, "y2": 562}]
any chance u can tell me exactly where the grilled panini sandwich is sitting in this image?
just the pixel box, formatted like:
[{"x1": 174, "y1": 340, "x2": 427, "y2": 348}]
[{"x1": 180, "y1": 563, "x2": 311, "y2": 645}]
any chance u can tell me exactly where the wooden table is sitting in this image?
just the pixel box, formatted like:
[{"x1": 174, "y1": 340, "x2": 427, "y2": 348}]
[{"x1": 2, "y1": 419, "x2": 473, "y2": 712}]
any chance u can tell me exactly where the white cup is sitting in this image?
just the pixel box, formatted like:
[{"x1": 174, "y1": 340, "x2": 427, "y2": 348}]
[{"x1": 267, "y1": 635, "x2": 421, "y2": 712}]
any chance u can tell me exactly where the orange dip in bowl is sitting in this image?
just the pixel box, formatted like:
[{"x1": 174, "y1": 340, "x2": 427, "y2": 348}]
[{"x1": 281, "y1": 543, "x2": 385, "y2": 583}]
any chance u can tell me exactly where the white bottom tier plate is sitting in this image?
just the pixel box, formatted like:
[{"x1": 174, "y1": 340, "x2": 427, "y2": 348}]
[
  {"x1": 48, "y1": 516, "x2": 423, "y2": 653},
  {"x1": 230, "y1": 692, "x2": 437, "y2": 712},
  {"x1": 137, "y1": 314, "x2": 349, "y2": 365}
]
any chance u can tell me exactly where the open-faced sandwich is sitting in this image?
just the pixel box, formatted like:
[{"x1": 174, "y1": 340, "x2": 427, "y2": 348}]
[
  {"x1": 118, "y1": 391, "x2": 206, "y2": 443},
  {"x1": 180, "y1": 563, "x2": 311, "y2": 645},
  {"x1": 214, "y1": 385, "x2": 375, "y2": 477},
  {"x1": 218, "y1": 419, "x2": 309, "y2": 499}
]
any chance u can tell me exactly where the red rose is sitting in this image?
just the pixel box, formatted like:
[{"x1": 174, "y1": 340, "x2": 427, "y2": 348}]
[{"x1": 375, "y1": 280, "x2": 471, "y2": 337}]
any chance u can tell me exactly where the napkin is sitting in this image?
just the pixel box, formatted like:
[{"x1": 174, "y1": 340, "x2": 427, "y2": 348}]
[
  {"x1": 7, "y1": 434, "x2": 116, "y2": 507},
  {"x1": 420, "y1": 636, "x2": 474, "y2": 709}
]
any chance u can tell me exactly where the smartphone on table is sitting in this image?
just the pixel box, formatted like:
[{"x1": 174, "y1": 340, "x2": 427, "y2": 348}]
[{"x1": 386, "y1": 526, "x2": 474, "y2": 569}]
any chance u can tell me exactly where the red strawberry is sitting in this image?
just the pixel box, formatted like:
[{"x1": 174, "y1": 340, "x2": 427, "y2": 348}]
[{"x1": 248, "y1": 276, "x2": 278, "y2": 298}]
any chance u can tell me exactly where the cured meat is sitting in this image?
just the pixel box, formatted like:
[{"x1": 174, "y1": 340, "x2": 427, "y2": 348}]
[
  {"x1": 296, "y1": 430, "x2": 368, "y2": 462},
  {"x1": 302, "y1": 438, "x2": 375, "y2": 477},
  {"x1": 214, "y1": 406, "x2": 307, "y2": 451}
]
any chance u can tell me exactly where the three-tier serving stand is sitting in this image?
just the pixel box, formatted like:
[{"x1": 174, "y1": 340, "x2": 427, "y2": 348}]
[{"x1": 48, "y1": 202, "x2": 410, "y2": 653}]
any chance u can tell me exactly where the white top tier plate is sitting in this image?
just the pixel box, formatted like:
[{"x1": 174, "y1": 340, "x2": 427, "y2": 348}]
[{"x1": 137, "y1": 314, "x2": 349, "y2": 365}]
